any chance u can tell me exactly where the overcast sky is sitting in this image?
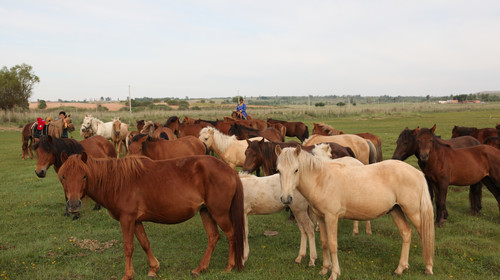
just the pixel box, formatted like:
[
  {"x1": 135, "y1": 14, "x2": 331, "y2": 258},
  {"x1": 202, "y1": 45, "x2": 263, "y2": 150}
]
[{"x1": 2, "y1": 0, "x2": 499, "y2": 101}]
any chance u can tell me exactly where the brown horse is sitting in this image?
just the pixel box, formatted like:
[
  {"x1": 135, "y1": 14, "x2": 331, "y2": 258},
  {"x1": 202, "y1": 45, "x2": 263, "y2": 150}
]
[
  {"x1": 126, "y1": 134, "x2": 149, "y2": 156},
  {"x1": 129, "y1": 136, "x2": 207, "y2": 159},
  {"x1": 242, "y1": 138, "x2": 354, "y2": 176},
  {"x1": 21, "y1": 121, "x2": 37, "y2": 160},
  {"x1": 392, "y1": 126, "x2": 483, "y2": 215},
  {"x1": 178, "y1": 122, "x2": 213, "y2": 138},
  {"x1": 33, "y1": 135, "x2": 116, "y2": 218},
  {"x1": 58, "y1": 153, "x2": 245, "y2": 279},
  {"x1": 312, "y1": 122, "x2": 383, "y2": 162},
  {"x1": 231, "y1": 111, "x2": 252, "y2": 120},
  {"x1": 451, "y1": 125, "x2": 499, "y2": 144},
  {"x1": 111, "y1": 117, "x2": 129, "y2": 157},
  {"x1": 484, "y1": 136, "x2": 500, "y2": 149},
  {"x1": 141, "y1": 121, "x2": 175, "y2": 140},
  {"x1": 228, "y1": 123, "x2": 284, "y2": 142},
  {"x1": 416, "y1": 125, "x2": 500, "y2": 227},
  {"x1": 164, "y1": 116, "x2": 181, "y2": 136},
  {"x1": 267, "y1": 118, "x2": 309, "y2": 142}
]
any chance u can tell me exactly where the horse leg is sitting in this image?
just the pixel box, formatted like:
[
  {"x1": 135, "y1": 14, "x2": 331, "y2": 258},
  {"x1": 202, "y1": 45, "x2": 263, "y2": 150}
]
[
  {"x1": 323, "y1": 215, "x2": 340, "y2": 280},
  {"x1": 317, "y1": 217, "x2": 331, "y2": 276},
  {"x1": 243, "y1": 214, "x2": 249, "y2": 265},
  {"x1": 365, "y1": 220, "x2": 372, "y2": 235},
  {"x1": 469, "y1": 183, "x2": 483, "y2": 216},
  {"x1": 22, "y1": 138, "x2": 27, "y2": 160},
  {"x1": 434, "y1": 181, "x2": 449, "y2": 227},
  {"x1": 192, "y1": 208, "x2": 220, "y2": 276},
  {"x1": 119, "y1": 216, "x2": 136, "y2": 280},
  {"x1": 352, "y1": 221, "x2": 359, "y2": 235},
  {"x1": 29, "y1": 138, "x2": 34, "y2": 159},
  {"x1": 292, "y1": 207, "x2": 317, "y2": 267},
  {"x1": 92, "y1": 203, "x2": 101, "y2": 211},
  {"x1": 389, "y1": 206, "x2": 411, "y2": 275},
  {"x1": 481, "y1": 177, "x2": 500, "y2": 220},
  {"x1": 134, "y1": 222, "x2": 160, "y2": 277}
]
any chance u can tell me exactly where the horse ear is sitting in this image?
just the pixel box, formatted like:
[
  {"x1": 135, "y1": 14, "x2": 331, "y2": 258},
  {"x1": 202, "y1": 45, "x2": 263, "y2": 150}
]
[
  {"x1": 67, "y1": 114, "x2": 71, "y2": 118},
  {"x1": 259, "y1": 138, "x2": 265, "y2": 146},
  {"x1": 81, "y1": 152, "x2": 88, "y2": 163},
  {"x1": 246, "y1": 139, "x2": 251, "y2": 146},
  {"x1": 412, "y1": 127, "x2": 420, "y2": 135},
  {"x1": 61, "y1": 151, "x2": 68, "y2": 163},
  {"x1": 295, "y1": 145, "x2": 302, "y2": 156},
  {"x1": 275, "y1": 145, "x2": 282, "y2": 156},
  {"x1": 431, "y1": 124, "x2": 436, "y2": 133}
]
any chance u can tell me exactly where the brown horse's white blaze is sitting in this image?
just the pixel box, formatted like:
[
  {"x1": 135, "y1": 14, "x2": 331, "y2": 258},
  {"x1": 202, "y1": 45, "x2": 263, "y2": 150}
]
[{"x1": 275, "y1": 146, "x2": 434, "y2": 279}]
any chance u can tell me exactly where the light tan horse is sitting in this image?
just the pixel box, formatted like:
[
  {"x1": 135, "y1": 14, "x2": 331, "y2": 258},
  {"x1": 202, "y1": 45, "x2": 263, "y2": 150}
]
[
  {"x1": 276, "y1": 146, "x2": 434, "y2": 280},
  {"x1": 239, "y1": 172, "x2": 317, "y2": 266},
  {"x1": 303, "y1": 134, "x2": 377, "y2": 165},
  {"x1": 198, "y1": 127, "x2": 265, "y2": 169},
  {"x1": 111, "y1": 117, "x2": 129, "y2": 158},
  {"x1": 141, "y1": 121, "x2": 176, "y2": 140}
]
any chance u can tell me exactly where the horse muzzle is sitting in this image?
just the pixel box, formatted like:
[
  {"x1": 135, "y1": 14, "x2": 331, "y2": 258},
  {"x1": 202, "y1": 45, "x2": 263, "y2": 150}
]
[
  {"x1": 114, "y1": 131, "x2": 120, "y2": 136},
  {"x1": 419, "y1": 153, "x2": 429, "y2": 162},
  {"x1": 66, "y1": 199, "x2": 82, "y2": 213},
  {"x1": 280, "y1": 195, "x2": 293, "y2": 205},
  {"x1": 35, "y1": 168, "x2": 46, "y2": 178}
]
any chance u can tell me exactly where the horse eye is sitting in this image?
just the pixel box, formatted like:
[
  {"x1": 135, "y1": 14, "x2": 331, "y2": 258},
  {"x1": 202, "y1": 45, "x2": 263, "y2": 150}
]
[
  {"x1": 294, "y1": 169, "x2": 298, "y2": 173},
  {"x1": 62, "y1": 175, "x2": 66, "y2": 180},
  {"x1": 83, "y1": 175, "x2": 87, "y2": 179}
]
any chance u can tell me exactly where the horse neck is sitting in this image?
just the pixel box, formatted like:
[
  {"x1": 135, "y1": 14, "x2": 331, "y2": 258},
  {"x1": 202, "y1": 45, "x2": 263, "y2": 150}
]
[
  {"x1": 212, "y1": 129, "x2": 236, "y2": 154},
  {"x1": 295, "y1": 158, "x2": 325, "y2": 202}
]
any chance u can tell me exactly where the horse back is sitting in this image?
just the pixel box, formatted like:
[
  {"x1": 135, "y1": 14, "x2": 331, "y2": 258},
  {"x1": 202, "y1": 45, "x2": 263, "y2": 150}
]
[{"x1": 81, "y1": 135, "x2": 117, "y2": 158}]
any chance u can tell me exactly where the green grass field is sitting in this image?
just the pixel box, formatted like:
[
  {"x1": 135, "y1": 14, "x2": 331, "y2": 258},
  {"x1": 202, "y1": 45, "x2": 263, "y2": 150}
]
[{"x1": 1, "y1": 105, "x2": 500, "y2": 280}]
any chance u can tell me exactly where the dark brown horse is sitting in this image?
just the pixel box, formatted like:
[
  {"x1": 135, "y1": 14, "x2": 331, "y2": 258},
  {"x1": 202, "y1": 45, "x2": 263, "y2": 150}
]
[
  {"x1": 451, "y1": 125, "x2": 499, "y2": 144},
  {"x1": 164, "y1": 116, "x2": 181, "y2": 136},
  {"x1": 484, "y1": 136, "x2": 500, "y2": 149},
  {"x1": 58, "y1": 153, "x2": 245, "y2": 279},
  {"x1": 267, "y1": 118, "x2": 309, "y2": 142},
  {"x1": 416, "y1": 126, "x2": 500, "y2": 227},
  {"x1": 242, "y1": 138, "x2": 354, "y2": 176},
  {"x1": 129, "y1": 136, "x2": 207, "y2": 159},
  {"x1": 392, "y1": 126, "x2": 483, "y2": 215},
  {"x1": 228, "y1": 123, "x2": 284, "y2": 142},
  {"x1": 33, "y1": 135, "x2": 116, "y2": 218},
  {"x1": 21, "y1": 121, "x2": 37, "y2": 160},
  {"x1": 312, "y1": 122, "x2": 383, "y2": 162}
]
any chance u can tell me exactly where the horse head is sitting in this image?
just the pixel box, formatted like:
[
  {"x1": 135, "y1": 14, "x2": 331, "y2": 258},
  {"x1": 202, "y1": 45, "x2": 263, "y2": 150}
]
[
  {"x1": 198, "y1": 127, "x2": 215, "y2": 149},
  {"x1": 416, "y1": 125, "x2": 437, "y2": 162},
  {"x1": 276, "y1": 146, "x2": 302, "y2": 205},
  {"x1": 80, "y1": 115, "x2": 93, "y2": 133},
  {"x1": 58, "y1": 152, "x2": 90, "y2": 214},
  {"x1": 113, "y1": 117, "x2": 122, "y2": 136},
  {"x1": 392, "y1": 127, "x2": 419, "y2": 160},
  {"x1": 242, "y1": 139, "x2": 262, "y2": 173},
  {"x1": 33, "y1": 135, "x2": 55, "y2": 178}
]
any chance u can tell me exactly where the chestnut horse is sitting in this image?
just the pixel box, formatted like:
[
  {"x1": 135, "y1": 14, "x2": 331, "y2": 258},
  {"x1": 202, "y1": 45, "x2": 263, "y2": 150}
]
[
  {"x1": 451, "y1": 125, "x2": 499, "y2": 144},
  {"x1": 129, "y1": 136, "x2": 207, "y2": 160},
  {"x1": 111, "y1": 117, "x2": 129, "y2": 157},
  {"x1": 164, "y1": 116, "x2": 181, "y2": 136},
  {"x1": 276, "y1": 146, "x2": 434, "y2": 279},
  {"x1": 33, "y1": 135, "x2": 116, "y2": 218},
  {"x1": 416, "y1": 126, "x2": 500, "y2": 227},
  {"x1": 228, "y1": 123, "x2": 284, "y2": 142},
  {"x1": 392, "y1": 126, "x2": 483, "y2": 215},
  {"x1": 267, "y1": 118, "x2": 309, "y2": 142},
  {"x1": 58, "y1": 153, "x2": 245, "y2": 279},
  {"x1": 484, "y1": 136, "x2": 500, "y2": 149},
  {"x1": 141, "y1": 121, "x2": 175, "y2": 140},
  {"x1": 312, "y1": 122, "x2": 383, "y2": 162}
]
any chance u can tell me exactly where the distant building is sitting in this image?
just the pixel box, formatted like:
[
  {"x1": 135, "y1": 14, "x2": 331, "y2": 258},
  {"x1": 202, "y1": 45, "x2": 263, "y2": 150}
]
[{"x1": 437, "y1": 100, "x2": 459, "y2": 104}]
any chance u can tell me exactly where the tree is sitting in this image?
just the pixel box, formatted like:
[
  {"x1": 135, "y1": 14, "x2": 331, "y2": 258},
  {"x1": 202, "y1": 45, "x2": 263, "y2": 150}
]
[
  {"x1": 38, "y1": 99, "x2": 47, "y2": 109},
  {"x1": 0, "y1": 64, "x2": 40, "y2": 112}
]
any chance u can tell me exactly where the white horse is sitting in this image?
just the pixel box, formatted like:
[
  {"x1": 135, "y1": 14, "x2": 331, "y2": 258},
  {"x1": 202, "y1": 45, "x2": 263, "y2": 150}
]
[
  {"x1": 239, "y1": 172, "x2": 317, "y2": 266},
  {"x1": 198, "y1": 126, "x2": 265, "y2": 169},
  {"x1": 80, "y1": 115, "x2": 114, "y2": 140},
  {"x1": 276, "y1": 146, "x2": 434, "y2": 280}
]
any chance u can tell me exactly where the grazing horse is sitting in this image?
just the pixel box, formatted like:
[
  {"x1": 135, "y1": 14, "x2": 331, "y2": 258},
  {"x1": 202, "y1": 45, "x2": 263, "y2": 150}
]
[
  {"x1": 129, "y1": 136, "x2": 207, "y2": 160},
  {"x1": 111, "y1": 117, "x2": 129, "y2": 157},
  {"x1": 239, "y1": 172, "x2": 317, "y2": 266},
  {"x1": 392, "y1": 126, "x2": 483, "y2": 215},
  {"x1": 267, "y1": 118, "x2": 309, "y2": 142},
  {"x1": 312, "y1": 122, "x2": 383, "y2": 162},
  {"x1": 451, "y1": 125, "x2": 499, "y2": 144},
  {"x1": 58, "y1": 153, "x2": 245, "y2": 279},
  {"x1": 416, "y1": 126, "x2": 500, "y2": 226},
  {"x1": 198, "y1": 127, "x2": 264, "y2": 169},
  {"x1": 164, "y1": 116, "x2": 181, "y2": 136},
  {"x1": 80, "y1": 115, "x2": 114, "y2": 140},
  {"x1": 33, "y1": 135, "x2": 116, "y2": 218},
  {"x1": 303, "y1": 134, "x2": 377, "y2": 165},
  {"x1": 141, "y1": 121, "x2": 175, "y2": 140},
  {"x1": 276, "y1": 146, "x2": 434, "y2": 279},
  {"x1": 228, "y1": 123, "x2": 284, "y2": 142}
]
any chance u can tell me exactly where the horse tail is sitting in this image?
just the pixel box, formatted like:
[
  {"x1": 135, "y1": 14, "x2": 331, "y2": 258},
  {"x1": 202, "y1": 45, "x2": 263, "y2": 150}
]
[
  {"x1": 366, "y1": 140, "x2": 378, "y2": 164},
  {"x1": 230, "y1": 173, "x2": 245, "y2": 270},
  {"x1": 376, "y1": 138, "x2": 383, "y2": 162},
  {"x1": 302, "y1": 125, "x2": 309, "y2": 142},
  {"x1": 419, "y1": 175, "x2": 435, "y2": 274}
]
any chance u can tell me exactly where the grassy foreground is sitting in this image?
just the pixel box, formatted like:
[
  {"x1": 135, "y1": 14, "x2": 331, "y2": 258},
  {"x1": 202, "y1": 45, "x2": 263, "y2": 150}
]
[{"x1": 1, "y1": 106, "x2": 500, "y2": 280}]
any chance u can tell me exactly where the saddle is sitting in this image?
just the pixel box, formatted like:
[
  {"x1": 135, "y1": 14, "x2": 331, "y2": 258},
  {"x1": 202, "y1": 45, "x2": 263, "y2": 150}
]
[{"x1": 31, "y1": 118, "x2": 49, "y2": 138}]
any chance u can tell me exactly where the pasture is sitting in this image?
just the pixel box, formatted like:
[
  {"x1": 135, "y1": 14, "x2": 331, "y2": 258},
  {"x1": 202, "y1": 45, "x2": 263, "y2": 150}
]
[{"x1": 1, "y1": 104, "x2": 500, "y2": 279}]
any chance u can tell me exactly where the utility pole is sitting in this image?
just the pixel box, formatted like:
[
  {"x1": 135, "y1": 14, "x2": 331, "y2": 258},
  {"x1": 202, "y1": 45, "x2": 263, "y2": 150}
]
[{"x1": 128, "y1": 85, "x2": 132, "y2": 114}]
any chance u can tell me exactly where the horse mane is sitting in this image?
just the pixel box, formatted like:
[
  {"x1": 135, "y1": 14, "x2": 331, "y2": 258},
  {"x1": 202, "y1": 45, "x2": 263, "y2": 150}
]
[
  {"x1": 164, "y1": 116, "x2": 179, "y2": 127},
  {"x1": 200, "y1": 127, "x2": 238, "y2": 154},
  {"x1": 141, "y1": 121, "x2": 155, "y2": 136},
  {"x1": 131, "y1": 133, "x2": 147, "y2": 142},
  {"x1": 420, "y1": 128, "x2": 452, "y2": 148},
  {"x1": 33, "y1": 136, "x2": 84, "y2": 167},
  {"x1": 316, "y1": 122, "x2": 342, "y2": 135},
  {"x1": 277, "y1": 147, "x2": 324, "y2": 173},
  {"x1": 195, "y1": 119, "x2": 217, "y2": 126},
  {"x1": 238, "y1": 171, "x2": 255, "y2": 179}
]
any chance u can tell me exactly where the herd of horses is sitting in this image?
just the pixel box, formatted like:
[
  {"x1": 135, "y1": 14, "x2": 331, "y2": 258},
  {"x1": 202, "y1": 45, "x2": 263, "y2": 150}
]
[{"x1": 22, "y1": 113, "x2": 500, "y2": 280}]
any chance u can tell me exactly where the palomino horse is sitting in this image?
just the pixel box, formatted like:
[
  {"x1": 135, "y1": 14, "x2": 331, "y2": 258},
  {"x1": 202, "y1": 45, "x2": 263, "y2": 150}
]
[
  {"x1": 239, "y1": 172, "x2": 317, "y2": 266},
  {"x1": 79, "y1": 115, "x2": 114, "y2": 140},
  {"x1": 33, "y1": 135, "x2": 116, "y2": 218},
  {"x1": 451, "y1": 125, "x2": 499, "y2": 144},
  {"x1": 276, "y1": 146, "x2": 434, "y2": 279},
  {"x1": 267, "y1": 118, "x2": 309, "y2": 142},
  {"x1": 140, "y1": 121, "x2": 176, "y2": 140},
  {"x1": 392, "y1": 126, "x2": 483, "y2": 215},
  {"x1": 312, "y1": 122, "x2": 383, "y2": 162},
  {"x1": 228, "y1": 123, "x2": 284, "y2": 142},
  {"x1": 58, "y1": 153, "x2": 245, "y2": 279},
  {"x1": 198, "y1": 127, "x2": 265, "y2": 169},
  {"x1": 111, "y1": 117, "x2": 129, "y2": 157},
  {"x1": 416, "y1": 126, "x2": 500, "y2": 226},
  {"x1": 303, "y1": 134, "x2": 377, "y2": 165},
  {"x1": 129, "y1": 136, "x2": 207, "y2": 160}
]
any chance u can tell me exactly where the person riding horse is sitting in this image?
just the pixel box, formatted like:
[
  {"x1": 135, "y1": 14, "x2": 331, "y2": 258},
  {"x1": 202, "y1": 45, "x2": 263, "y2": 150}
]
[{"x1": 236, "y1": 98, "x2": 247, "y2": 120}]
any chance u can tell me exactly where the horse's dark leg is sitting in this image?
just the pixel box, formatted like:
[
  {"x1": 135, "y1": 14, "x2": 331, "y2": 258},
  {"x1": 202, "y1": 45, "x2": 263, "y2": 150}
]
[
  {"x1": 72, "y1": 212, "x2": 80, "y2": 220},
  {"x1": 481, "y1": 177, "x2": 500, "y2": 220},
  {"x1": 469, "y1": 183, "x2": 483, "y2": 216},
  {"x1": 93, "y1": 203, "x2": 102, "y2": 211},
  {"x1": 255, "y1": 168, "x2": 261, "y2": 177},
  {"x1": 434, "y1": 180, "x2": 449, "y2": 227}
]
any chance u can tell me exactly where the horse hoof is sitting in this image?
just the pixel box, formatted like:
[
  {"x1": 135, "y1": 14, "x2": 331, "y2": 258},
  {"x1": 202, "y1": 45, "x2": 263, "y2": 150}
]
[
  {"x1": 190, "y1": 271, "x2": 200, "y2": 278},
  {"x1": 72, "y1": 214, "x2": 80, "y2": 220},
  {"x1": 63, "y1": 212, "x2": 70, "y2": 217}
]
